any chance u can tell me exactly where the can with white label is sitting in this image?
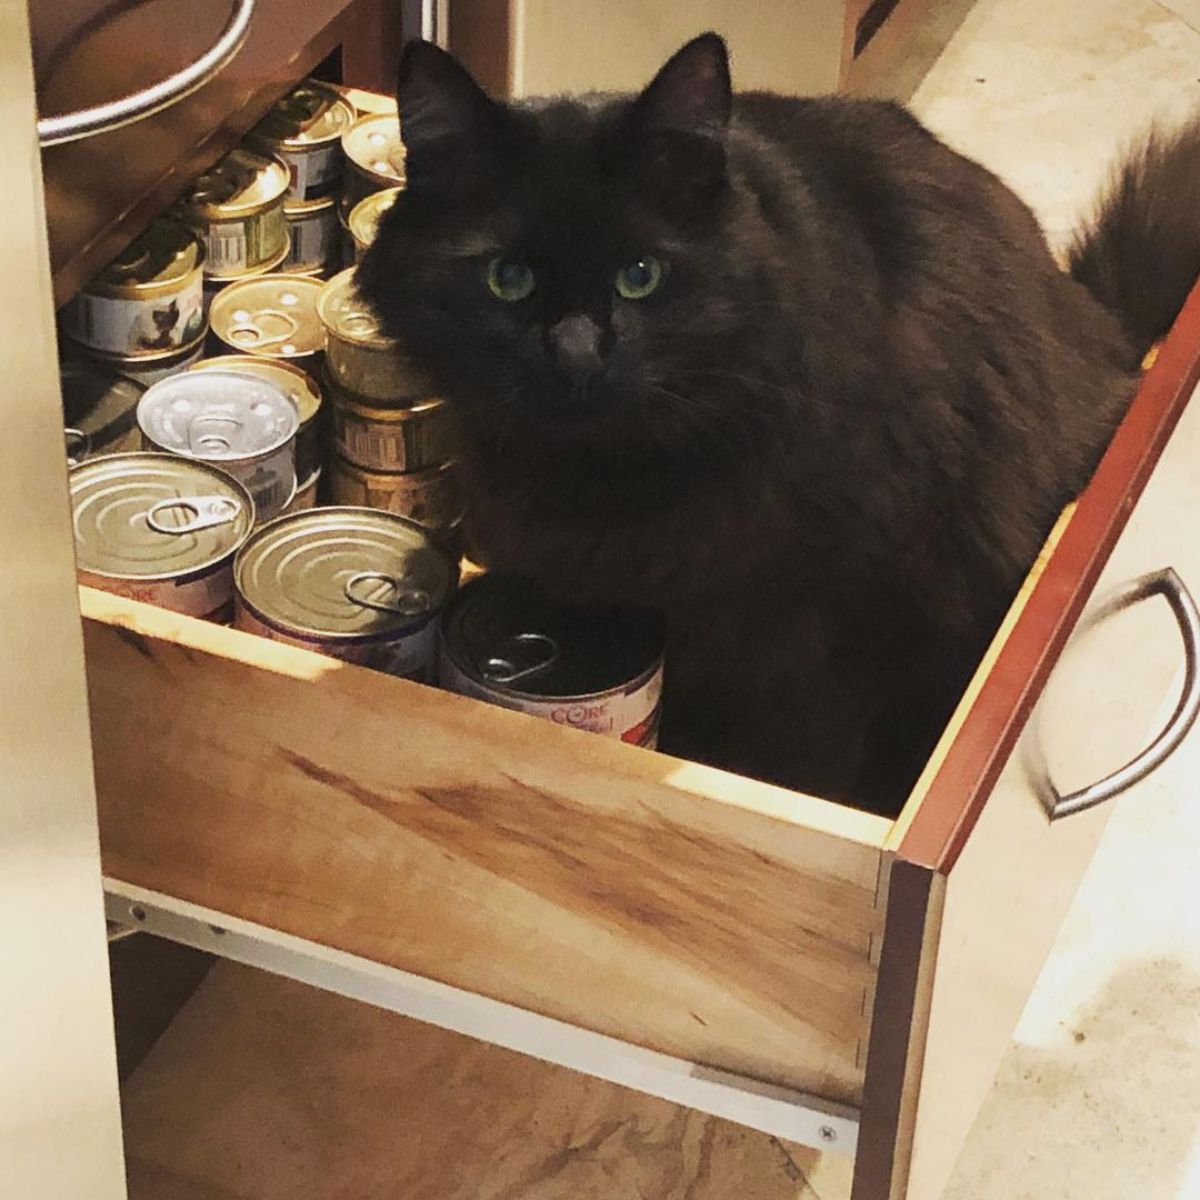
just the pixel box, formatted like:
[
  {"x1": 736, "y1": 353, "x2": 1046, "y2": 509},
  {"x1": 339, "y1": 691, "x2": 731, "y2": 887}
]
[
  {"x1": 59, "y1": 217, "x2": 206, "y2": 358},
  {"x1": 137, "y1": 370, "x2": 299, "y2": 522},
  {"x1": 233, "y1": 506, "x2": 456, "y2": 681},
  {"x1": 70, "y1": 452, "x2": 253, "y2": 621},
  {"x1": 174, "y1": 147, "x2": 290, "y2": 278},
  {"x1": 249, "y1": 80, "x2": 356, "y2": 204},
  {"x1": 282, "y1": 194, "x2": 341, "y2": 275},
  {"x1": 439, "y1": 575, "x2": 665, "y2": 747}
]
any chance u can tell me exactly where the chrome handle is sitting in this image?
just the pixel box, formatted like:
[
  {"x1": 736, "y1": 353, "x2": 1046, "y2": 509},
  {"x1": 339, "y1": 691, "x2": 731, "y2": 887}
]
[
  {"x1": 1047, "y1": 568, "x2": 1200, "y2": 820},
  {"x1": 37, "y1": 0, "x2": 256, "y2": 147}
]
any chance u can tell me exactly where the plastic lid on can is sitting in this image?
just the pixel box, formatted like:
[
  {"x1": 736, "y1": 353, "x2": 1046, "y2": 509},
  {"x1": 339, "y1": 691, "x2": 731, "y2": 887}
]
[
  {"x1": 341, "y1": 114, "x2": 406, "y2": 186},
  {"x1": 348, "y1": 187, "x2": 400, "y2": 253},
  {"x1": 441, "y1": 575, "x2": 665, "y2": 699},
  {"x1": 70, "y1": 451, "x2": 253, "y2": 580},
  {"x1": 235, "y1": 506, "x2": 455, "y2": 638},
  {"x1": 178, "y1": 147, "x2": 290, "y2": 219},
  {"x1": 252, "y1": 80, "x2": 355, "y2": 148},
  {"x1": 188, "y1": 354, "x2": 322, "y2": 430},
  {"x1": 317, "y1": 268, "x2": 396, "y2": 349},
  {"x1": 138, "y1": 370, "x2": 299, "y2": 462},
  {"x1": 208, "y1": 273, "x2": 326, "y2": 358},
  {"x1": 87, "y1": 217, "x2": 204, "y2": 299},
  {"x1": 61, "y1": 360, "x2": 145, "y2": 461}
]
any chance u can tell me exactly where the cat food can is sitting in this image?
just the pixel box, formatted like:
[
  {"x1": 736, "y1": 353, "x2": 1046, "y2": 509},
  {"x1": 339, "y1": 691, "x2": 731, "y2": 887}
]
[
  {"x1": 329, "y1": 386, "x2": 458, "y2": 473},
  {"x1": 317, "y1": 268, "x2": 430, "y2": 401},
  {"x1": 138, "y1": 370, "x2": 299, "y2": 522},
  {"x1": 327, "y1": 454, "x2": 462, "y2": 531},
  {"x1": 233, "y1": 506, "x2": 456, "y2": 681},
  {"x1": 347, "y1": 187, "x2": 399, "y2": 261},
  {"x1": 202, "y1": 242, "x2": 292, "y2": 315},
  {"x1": 334, "y1": 85, "x2": 397, "y2": 119},
  {"x1": 282, "y1": 195, "x2": 341, "y2": 274},
  {"x1": 109, "y1": 334, "x2": 208, "y2": 387},
  {"x1": 207, "y1": 273, "x2": 326, "y2": 371},
  {"x1": 174, "y1": 147, "x2": 290, "y2": 278},
  {"x1": 188, "y1": 355, "x2": 324, "y2": 484},
  {"x1": 340, "y1": 113, "x2": 405, "y2": 220},
  {"x1": 61, "y1": 361, "x2": 145, "y2": 465},
  {"x1": 248, "y1": 80, "x2": 355, "y2": 203},
  {"x1": 70, "y1": 452, "x2": 253, "y2": 621},
  {"x1": 59, "y1": 217, "x2": 206, "y2": 357},
  {"x1": 439, "y1": 575, "x2": 665, "y2": 747}
]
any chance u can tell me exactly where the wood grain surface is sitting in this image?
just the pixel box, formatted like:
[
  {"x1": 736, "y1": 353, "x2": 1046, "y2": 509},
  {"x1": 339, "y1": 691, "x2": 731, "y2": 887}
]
[
  {"x1": 84, "y1": 588, "x2": 888, "y2": 1105},
  {"x1": 124, "y1": 961, "x2": 829, "y2": 1199}
]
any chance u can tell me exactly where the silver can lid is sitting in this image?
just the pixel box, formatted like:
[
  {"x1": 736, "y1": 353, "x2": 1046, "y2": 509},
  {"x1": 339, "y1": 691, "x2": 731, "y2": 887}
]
[
  {"x1": 137, "y1": 370, "x2": 299, "y2": 462},
  {"x1": 440, "y1": 575, "x2": 665, "y2": 699},
  {"x1": 235, "y1": 506, "x2": 456, "y2": 639},
  {"x1": 70, "y1": 452, "x2": 253, "y2": 580}
]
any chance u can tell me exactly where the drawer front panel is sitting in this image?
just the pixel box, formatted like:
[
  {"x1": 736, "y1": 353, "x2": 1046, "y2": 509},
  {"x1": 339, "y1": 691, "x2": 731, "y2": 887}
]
[
  {"x1": 84, "y1": 589, "x2": 887, "y2": 1105},
  {"x1": 904, "y1": 373, "x2": 1200, "y2": 1194}
]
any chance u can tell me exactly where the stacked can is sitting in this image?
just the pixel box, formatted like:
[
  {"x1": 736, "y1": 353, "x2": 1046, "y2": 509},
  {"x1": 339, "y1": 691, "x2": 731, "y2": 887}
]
[
  {"x1": 248, "y1": 80, "x2": 354, "y2": 279},
  {"x1": 317, "y1": 269, "x2": 461, "y2": 550},
  {"x1": 58, "y1": 216, "x2": 208, "y2": 387},
  {"x1": 338, "y1": 112, "x2": 404, "y2": 261},
  {"x1": 171, "y1": 146, "x2": 291, "y2": 313}
]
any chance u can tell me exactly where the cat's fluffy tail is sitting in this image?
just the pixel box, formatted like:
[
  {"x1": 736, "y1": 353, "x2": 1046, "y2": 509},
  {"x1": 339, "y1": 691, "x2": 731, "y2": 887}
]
[{"x1": 1068, "y1": 118, "x2": 1200, "y2": 358}]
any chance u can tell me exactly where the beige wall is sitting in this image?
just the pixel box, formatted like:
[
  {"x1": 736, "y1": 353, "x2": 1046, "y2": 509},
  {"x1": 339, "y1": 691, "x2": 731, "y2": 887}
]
[{"x1": 456, "y1": 0, "x2": 849, "y2": 98}]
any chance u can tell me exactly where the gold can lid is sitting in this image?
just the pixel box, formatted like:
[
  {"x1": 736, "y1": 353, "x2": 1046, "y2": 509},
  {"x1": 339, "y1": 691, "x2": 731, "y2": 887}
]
[
  {"x1": 70, "y1": 452, "x2": 253, "y2": 580},
  {"x1": 342, "y1": 114, "x2": 405, "y2": 186},
  {"x1": 189, "y1": 354, "x2": 322, "y2": 429},
  {"x1": 338, "y1": 86, "x2": 398, "y2": 118},
  {"x1": 209, "y1": 273, "x2": 326, "y2": 358},
  {"x1": 178, "y1": 147, "x2": 290, "y2": 219},
  {"x1": 348, "y1": 187, "x2": 400, "y2": 250},
  {"x1": 87, "y1": 217, "x2": 204, "y2": 297},
  {"x1": 317, "y1": 268, "x2": 396, "y2": 349},
  {"x1": 235, "y1": 506, "x2": 455, "y2": 638},
  {"x1": 252, "y1": 80, "x2": 355, "y2": 149}
]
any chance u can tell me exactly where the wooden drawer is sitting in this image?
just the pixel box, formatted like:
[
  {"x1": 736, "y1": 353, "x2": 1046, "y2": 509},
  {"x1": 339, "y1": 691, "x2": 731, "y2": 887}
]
[{"x1": 88, "y1": 284, "x2": 1200, "y2": 1198}]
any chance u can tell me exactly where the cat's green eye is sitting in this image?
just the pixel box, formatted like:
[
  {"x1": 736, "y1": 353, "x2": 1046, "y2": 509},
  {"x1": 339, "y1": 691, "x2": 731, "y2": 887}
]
[
  {"x1": 615, "y1": 256, "x2": 665, "y2": 300},
  {"x1": 486, "y1": 258, "x2": 535, "y2": 302}
]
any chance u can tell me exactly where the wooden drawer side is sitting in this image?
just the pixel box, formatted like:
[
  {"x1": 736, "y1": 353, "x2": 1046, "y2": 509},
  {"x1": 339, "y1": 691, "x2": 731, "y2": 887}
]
[{"x1": 84, "y1": 588, "x2": 890, "y2": 1107}]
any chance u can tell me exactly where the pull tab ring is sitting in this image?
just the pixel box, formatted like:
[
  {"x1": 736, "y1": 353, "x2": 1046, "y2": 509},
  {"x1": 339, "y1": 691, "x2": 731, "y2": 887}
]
[
  {"x1": 480, "y1": 632, "x2": 560, "y2": 686},
  {"x1": 344, "y1": 570, "x2": 430, "y2": 616},
  {"x1": 146, "y1": 494, "x2": 242, "y2": 535},
  {"x1": 228, "y1": 307, "x2": 300, "y2": 349},
  {"x1": 65, "y1": 428, "x2": 89, "y2": 466}
]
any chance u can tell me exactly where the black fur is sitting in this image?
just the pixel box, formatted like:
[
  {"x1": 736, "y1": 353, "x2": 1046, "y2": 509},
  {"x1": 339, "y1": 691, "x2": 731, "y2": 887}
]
[{"x1": 358, "y1": 34, "x2": 1200, "y2": 813}]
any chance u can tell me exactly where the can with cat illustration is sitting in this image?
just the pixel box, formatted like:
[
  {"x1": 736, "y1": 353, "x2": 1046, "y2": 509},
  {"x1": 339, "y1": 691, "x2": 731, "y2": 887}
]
[
  {"x1": 347, "y1": 187, "x2": 400, "y2": 261},
  {"x1": 70, "y1": 452, "x2": 254, "y2": 622},
  {"x1": 329, "y1": 388, "x2": 459, "y2": 473},
  {"x1": 439, "y1": 575, "x2": 665, "y2": 747},
  {"x1": 137, "y1": 370, "x2": 300, "y2": 522},
  {"x1": 340, "y1": 113, "x2": 405, "y2": 220},
  {"x1": 61, "y1": 361, "x2": 145, "y2": 465},
  {"x1": 282, "y1": 194, "x2": 341, "y2": 275},
  {"x1": 327, "y1": 455, "x2": 462, "y2": 532},
  {"x1": 59, "y1": 217, "x2": 206, "y2": 358},
  {"x1": 233, "y1": 507, "x2": 455, "y2": 681},
  {"x1": 188, "y1": 355, "x2": 325, "y2": 486},
  {"x1": 248, "y1": 79, "x2": 355, "y2": 204},
  {"x1": 317, "y1": 269, "x2": 430, "y2": 401},
  {"x1": 207, "y1": 273, "x2": 326, "y2": 373},
  {"x1": 174, "y1": 147, "x2": 290, "y2": 278}
]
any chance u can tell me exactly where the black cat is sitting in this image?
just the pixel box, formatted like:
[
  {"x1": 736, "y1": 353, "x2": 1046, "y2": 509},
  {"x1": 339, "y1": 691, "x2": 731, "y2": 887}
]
[{"x1": 358, "y1": 33, "x2": 1200, "y2": 814}]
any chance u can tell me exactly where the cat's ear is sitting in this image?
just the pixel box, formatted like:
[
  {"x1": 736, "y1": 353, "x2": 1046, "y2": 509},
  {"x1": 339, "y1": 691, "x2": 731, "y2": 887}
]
[
  {"x1": 625, "y1": 34, "x2": 731, "y2": 219},
  {"x1": 396, "y1": 40, "x2": 502, "y2": 185},
  {"x1": 633, "y1": 33, "x2": 732, "y2": 139}
]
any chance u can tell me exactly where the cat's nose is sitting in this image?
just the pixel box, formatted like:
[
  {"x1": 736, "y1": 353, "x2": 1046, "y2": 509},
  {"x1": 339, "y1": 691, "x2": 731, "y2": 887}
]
[{"x1": 548, "y1": 315, "x2": 605, "y2": 378}]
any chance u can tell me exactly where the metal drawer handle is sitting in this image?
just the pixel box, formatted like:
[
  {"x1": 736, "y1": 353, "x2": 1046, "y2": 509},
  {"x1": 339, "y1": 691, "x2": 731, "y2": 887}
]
[
  {"x1": 37, "y1": 0, "x2": 256, "y2": 148},
  {"x1": 1047, "y1": 568, "x2": 1200, "y2": 820}
]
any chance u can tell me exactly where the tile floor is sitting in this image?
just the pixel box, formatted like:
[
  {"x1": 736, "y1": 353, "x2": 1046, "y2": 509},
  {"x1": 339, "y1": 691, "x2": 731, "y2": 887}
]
[{"x1": 858, "y1": 1, "x2": 1200, "y2": 1196}]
